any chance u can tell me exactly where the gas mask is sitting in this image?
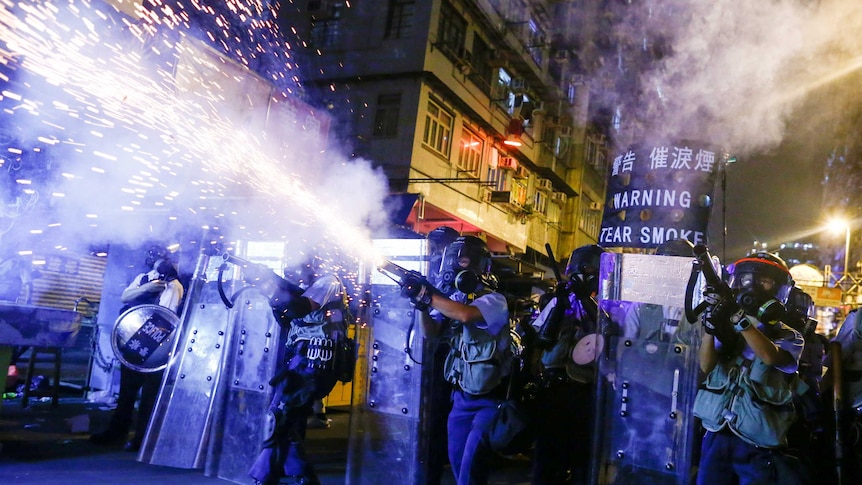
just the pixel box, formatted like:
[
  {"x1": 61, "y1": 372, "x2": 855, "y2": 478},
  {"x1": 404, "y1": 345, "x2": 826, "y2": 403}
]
[
  {"x1": 435, "y1": 236, "x2": 491, "y2": 296},
  {"x1": 437, "y1": 265, "x2": 480, "y2": 296},
  {"x1": 145, "y1": 245, "x2": 168, "y2": 269},
  {"x1": 733, "y1": 272, "x2": 785, "y2": 323}
]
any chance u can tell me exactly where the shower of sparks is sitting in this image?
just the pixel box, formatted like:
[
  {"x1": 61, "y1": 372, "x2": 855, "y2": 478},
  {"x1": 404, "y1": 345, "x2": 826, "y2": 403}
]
[{"x1": 0, "y1": 0, "x2": 385, "y2": 260}]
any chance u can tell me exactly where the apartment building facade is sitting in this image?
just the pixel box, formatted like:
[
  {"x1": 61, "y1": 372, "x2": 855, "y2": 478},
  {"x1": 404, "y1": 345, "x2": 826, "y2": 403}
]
[{"x1": 280, "y1": 0, "x2": 610, "y2": 284}]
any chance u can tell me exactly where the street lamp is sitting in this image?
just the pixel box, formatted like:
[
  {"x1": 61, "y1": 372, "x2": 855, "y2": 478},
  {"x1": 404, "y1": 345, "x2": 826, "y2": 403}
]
[{"x1": 828, "y1": 217, "x2": 851, "y2": 276}]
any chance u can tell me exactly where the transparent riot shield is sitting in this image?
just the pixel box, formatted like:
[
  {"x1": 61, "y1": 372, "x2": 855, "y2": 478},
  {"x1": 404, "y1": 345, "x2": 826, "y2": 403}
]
[
  {"x1": 346, "y1": 238, "x2": 435, "y2": 485},
  {"x1": 592, "y1": 253, "x2": 704, "y2": 485}
]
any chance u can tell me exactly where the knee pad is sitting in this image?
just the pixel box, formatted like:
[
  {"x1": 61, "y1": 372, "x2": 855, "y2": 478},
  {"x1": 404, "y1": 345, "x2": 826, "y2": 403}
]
[{"x1": 261, "y1": 409, "x2": 284, "y2": 448}]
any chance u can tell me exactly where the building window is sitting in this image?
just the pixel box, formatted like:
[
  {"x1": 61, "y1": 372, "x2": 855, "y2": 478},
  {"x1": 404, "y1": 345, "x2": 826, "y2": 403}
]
[
  {"x1": 310, "y1": 3, "x2": 344, "y2": 47},
  {"x1": 438, "y1": 1, "x2": 467, "y2": 57},
  {"x1": 469, "y1": 35, "x2": 492, "y2": 91},
  {"x1": 532, "y1": 190, "x2": 548, "y2": 216},
  {"x1": 546, "y1": 200, "x2": 560, "y2": 224},
  {"x1": 579, "y1": 199, "x2": 601, "y2": 238},
  {"x1": 457, "y1": 128, "x2": 483, "y2": 177},
  {"x1": 586, "y1": 136, "x2": 608, "y2": 176},
  {"x1": 423, "y1": 100, "x2": 453, "y2": 157},
  {"x1": 487, "y1": 166, "x2": 509, "y2": 191},
  {"x1": 511, "y1": 180, "x2": 528, "y2": 207},
  {"x1": 385, "y1": 0, "x2": 415, "y2": 39},
  {"x1": 528, "y1": 20, "x2": 545, "y2": 66},
  {"x1": 373, "y1": 94, "x2": 401, "y2": 138}
]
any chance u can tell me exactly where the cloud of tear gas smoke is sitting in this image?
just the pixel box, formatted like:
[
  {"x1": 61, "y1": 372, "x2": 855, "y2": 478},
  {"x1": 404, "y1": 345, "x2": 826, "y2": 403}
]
[
  {"x1": 602, "y1": 0, "x2": 862, "y2": 155},
  {"x1": 0, "y1": 1, "x2": 389, "y2": 259}
]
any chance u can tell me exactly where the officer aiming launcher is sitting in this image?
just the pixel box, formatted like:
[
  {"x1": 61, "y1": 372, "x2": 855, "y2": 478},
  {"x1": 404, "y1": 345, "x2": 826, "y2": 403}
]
[
  {"x1": 376, "y1": 259, "x2": 440, "y2": 310},
  {"x1": 691, "y1": 244, "x2": 744, "y2": 349}
]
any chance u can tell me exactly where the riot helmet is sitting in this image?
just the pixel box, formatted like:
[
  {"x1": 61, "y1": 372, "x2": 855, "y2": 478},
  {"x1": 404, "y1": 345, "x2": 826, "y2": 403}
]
[
  {"x1": 564, "y1": 244, "x2": 607, "y2": 278},
  {"x1": 564, "y1": 244, "x2": 608, "y2": 295},
  {"x1": 283, "y1": 255, "x2": 321, "y2": 290},
  {"x1": 427, "y1": 226, "x2": 460, "y2": 286},
  {"x1": 784, "y1": 285, "x2": 814, "y2": 333},
  {"x1": 427, "y1": 226, "x2": 459, "y2": 254},
  {"x1": 728, "y1": 251, "x2": 793, "y2": 319},
  {"x1": 437, "y1": 236, "x2": 492, "y2": 295},
  {"x1": 655, "y1": 238, "x2": 695, "y2": 257}
]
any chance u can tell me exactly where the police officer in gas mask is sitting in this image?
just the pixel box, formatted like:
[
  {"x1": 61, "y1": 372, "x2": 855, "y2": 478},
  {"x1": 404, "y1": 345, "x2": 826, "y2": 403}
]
[
  {"x1": 693, "y1": 251, "x2": 806, "y2": 485},
  {"x1": 400, "y1": 235, "x2": 511, "y2": 485},
  {"x1": 90, "y1": 245, "x2": 184, "y2": 452},
  {"x1": 530, "y1": 244, "x2": 607, "y2": 484},
  {"x1": 246, "y1": 257, "x2": 351, "y2": 485}
]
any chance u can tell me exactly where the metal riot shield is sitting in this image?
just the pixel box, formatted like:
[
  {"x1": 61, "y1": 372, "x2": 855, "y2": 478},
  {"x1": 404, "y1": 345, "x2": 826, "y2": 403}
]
[
  {"x1": 346, "y1": 238, "x2": 434, "y2": 485},
  {"x1": 138, "y1": 249, "x2": 232, "y2": 468},
  {"x1": 592, "y1": 252, "x2": 704, "y2": 485},
  {"x1": 204, "y1": 262, "x2": 284, "y2": 483},
  {"x1": 140, "y1": 244, "x2": 283, "y2": 482}
]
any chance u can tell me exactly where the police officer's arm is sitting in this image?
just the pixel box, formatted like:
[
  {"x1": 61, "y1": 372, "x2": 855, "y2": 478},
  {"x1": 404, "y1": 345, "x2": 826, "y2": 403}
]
[
  {"x1": 738, "y1": 324, "x2": 795, "y2": 368},
  {"x1": 699, "y1": 333, "x2": 719, "y2": 374},
  {"x1": 700, "y1": 323, "x2": 796, "y2": 374},
  {"x1": 121, "y1": 276, "x2": 166, "y2": 303},
  {"x1": 427, "y1": 292, "x2": 483, "y2": 324},
  {"x1": 420, "y1": 294, "x2": 482, "y2": 339}
]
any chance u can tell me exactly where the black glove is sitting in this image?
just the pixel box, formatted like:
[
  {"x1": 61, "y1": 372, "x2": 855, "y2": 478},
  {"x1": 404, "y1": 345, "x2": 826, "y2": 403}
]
[
  {"x1": 703, "y1": 287, "x2": 741, "y2": 335},
  {"x1": 400, "y1": 272, "x2": 434, "y2": 312},
  {"x1": 554, "y1": 280, "x2": 570, "y2": 310}
]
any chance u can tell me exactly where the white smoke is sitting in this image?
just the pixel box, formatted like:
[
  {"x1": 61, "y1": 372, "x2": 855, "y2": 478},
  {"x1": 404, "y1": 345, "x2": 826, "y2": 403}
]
[
  {"x1": 0, "y1": 1, "x2": 390, "y2": 260},
  {"x1": 607, "y1": 0, "x2": 862, "y2": 155}
]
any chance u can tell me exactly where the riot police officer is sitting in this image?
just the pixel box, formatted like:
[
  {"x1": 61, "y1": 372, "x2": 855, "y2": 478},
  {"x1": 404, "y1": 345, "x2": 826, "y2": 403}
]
[
  {"x1": 529, "y1": 244, "x2": 607, "y2": 484},
  {"x1": 693, "y1": 251, "x2": 805, "y2": 485},
  {"x1": 400, "y1": 235, "x2": 511, "y2": 485},
  {"x1": 247, "y1": 258, "x2": 351, "y2": 485},
  {"x1": 90, "y1": 245, "x2": 184, "y2": 452}
]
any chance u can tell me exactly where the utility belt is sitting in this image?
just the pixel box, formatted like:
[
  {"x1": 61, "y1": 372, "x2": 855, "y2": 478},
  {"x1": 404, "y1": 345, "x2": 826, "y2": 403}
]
[{"x1": 295, "y1": 337, "x2": 336, "y2": 371}]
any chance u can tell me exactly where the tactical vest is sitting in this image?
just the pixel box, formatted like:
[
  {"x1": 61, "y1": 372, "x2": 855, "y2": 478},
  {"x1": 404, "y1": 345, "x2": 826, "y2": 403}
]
[
  {"x1": 443, "y1": 292, "x2": 512, "y2": 395},
  {"x1": 693, "y1": 355, "x2": 805, "y2": 448},
  {"x1": 287, "y1": 300, "x2": 349, "y2": 344},
  {"x1": 540, "y1": 300, "x2": 597, "y2": 384}
]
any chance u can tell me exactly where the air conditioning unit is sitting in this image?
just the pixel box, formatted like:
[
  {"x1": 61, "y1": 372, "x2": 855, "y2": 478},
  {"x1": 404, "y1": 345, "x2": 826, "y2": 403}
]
[
  {"x1": 552, "y1": 192, "x2": 567, "y2": 204},
  {"x1": 536, "y1": 178, "x2": 553, "y2": 192},
  {"x1": 498, "y1": 157, "x2": 518, "y2": 171},
  {"x1": 513, "y1": 165, "x2": 529, "y2": 179},
  {"x1": 589, "y1": 201, "x2": 603, "y2": 211}
]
